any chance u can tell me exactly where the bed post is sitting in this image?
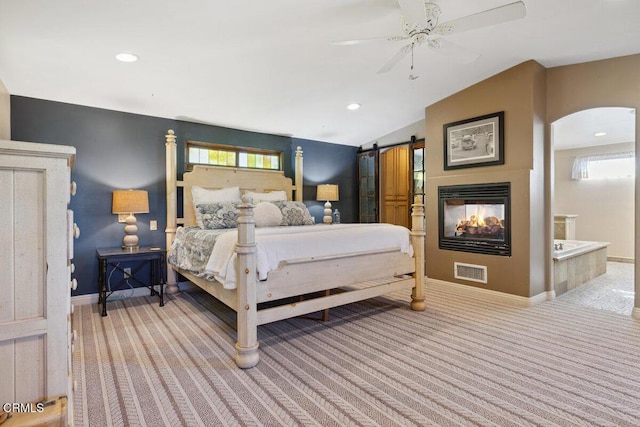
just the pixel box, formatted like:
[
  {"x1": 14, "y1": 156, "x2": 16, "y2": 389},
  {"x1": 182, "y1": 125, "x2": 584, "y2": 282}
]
[
  {"x1": 234, "y1": 198, "x2": 259, "y2": 368},
  {"x1": 165, "y1": 129, "x2": 179, "y2": 294},
  {"x1": 410, "y1": 202, "x2": 426, "y2": 311},
  {"x1": 294, "y1": 146, "x2": 303, "y2": 202}
]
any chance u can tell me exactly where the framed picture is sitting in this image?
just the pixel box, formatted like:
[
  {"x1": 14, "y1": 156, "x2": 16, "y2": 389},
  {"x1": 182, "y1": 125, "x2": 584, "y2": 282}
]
[{"x1": 443, "y1": 111, "x2": 504, "y2": 170}]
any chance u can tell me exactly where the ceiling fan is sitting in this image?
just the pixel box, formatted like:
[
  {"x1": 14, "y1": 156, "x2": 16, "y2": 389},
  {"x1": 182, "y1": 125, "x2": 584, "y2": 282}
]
[{"x1": 332, "y1": 0, "x2": 526, "y2": 74}]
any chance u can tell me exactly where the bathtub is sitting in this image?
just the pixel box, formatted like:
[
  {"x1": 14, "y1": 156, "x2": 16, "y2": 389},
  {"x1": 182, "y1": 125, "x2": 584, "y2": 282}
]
[
  {"x1": 553, "y1": 240, "x2": 609, "y2": 261},
  {"x1": 553, "y1": 239, "x2": 610, "y2": 295}
]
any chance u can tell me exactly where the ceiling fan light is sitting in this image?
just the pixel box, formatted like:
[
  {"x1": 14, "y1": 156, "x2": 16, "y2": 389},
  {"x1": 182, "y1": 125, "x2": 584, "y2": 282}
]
[
  {"x1": 347, "y1": 103, "x2": 361, "y2": 110},
  {"x1": 593, "y1": 131, "x2": 607, "y2": 137},
  {"x1": 115, "y1": 52, "x2": 139, "y2": 63}
]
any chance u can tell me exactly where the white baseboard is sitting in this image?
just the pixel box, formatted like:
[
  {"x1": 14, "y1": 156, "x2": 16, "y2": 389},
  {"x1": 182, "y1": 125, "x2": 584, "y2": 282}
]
[{"x1": 426, "y1": 277, "x2": 554, "y2": 307}]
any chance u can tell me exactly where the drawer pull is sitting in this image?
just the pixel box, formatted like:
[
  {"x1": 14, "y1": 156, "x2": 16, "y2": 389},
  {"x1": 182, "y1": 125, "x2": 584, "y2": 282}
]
[
  {"x1": 70, "y1": 263, "x2": 75, "y2": 274},
  {"x1": 70, "y1": 181, "x2": 77, "y2": 196},
  {"x1": 70, "y1": 278, "x2": 78, "y2": 290},
  {"x1": 73, "y1": 223, "x2": 80, "y2": 239}
]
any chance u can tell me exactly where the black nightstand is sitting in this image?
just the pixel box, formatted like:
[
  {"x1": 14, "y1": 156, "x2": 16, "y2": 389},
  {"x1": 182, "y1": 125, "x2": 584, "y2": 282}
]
[{"x1": 96, "y1": 246, "x2": 166, "y2": 316}]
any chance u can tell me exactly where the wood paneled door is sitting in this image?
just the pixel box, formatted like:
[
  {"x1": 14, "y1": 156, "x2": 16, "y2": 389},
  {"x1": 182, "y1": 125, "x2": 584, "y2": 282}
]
[{"x1": 381, "y1": 145, "x2": 410, "y2": 228}]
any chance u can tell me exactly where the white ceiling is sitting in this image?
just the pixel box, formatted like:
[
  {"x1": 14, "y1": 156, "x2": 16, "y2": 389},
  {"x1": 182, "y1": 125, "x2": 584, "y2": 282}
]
[
  {"x1": 553, "y1": 107, "x2": 636, "y2": 151},
  {"x1": 1, "y1": 0, "x2": 639, "y2": 148}
]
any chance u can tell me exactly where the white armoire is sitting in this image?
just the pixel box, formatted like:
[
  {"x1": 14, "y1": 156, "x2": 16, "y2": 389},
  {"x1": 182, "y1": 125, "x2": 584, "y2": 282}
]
[{"x1": 0, "y1": 139, "x2": 77, "y2": 425}]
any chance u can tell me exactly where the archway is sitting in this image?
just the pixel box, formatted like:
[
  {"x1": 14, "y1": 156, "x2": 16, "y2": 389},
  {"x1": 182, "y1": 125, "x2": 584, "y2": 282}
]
[{"x1": 550, "y1": 107, "x2": 635, "y2": 313}]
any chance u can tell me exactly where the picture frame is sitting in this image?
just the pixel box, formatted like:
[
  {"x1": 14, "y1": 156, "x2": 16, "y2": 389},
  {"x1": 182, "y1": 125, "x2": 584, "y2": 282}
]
[{"x1": 443, "y1": 111, "x2": 504, "y2": 170}]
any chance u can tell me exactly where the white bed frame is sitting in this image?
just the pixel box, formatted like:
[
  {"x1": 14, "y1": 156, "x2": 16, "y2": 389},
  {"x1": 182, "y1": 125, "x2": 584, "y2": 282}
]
[{"x1": 164, "y1": 129, "x2": 425, "y2": 368}]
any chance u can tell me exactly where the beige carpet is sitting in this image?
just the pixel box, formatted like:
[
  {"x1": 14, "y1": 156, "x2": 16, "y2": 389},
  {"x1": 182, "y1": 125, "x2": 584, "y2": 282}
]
[{"x1": 73, "y1": 286, "x2": 640, "y2": 426}]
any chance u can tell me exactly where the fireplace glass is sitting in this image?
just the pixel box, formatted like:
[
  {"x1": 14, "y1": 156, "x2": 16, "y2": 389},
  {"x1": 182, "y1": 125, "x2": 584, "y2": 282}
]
[{"x1": 438, "y1": 182, "x2": 511, "y2": 256}]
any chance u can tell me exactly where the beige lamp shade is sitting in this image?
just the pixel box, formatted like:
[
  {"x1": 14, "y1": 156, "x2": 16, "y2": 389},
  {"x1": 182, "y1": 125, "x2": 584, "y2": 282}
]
[
  {"x1": 112, "y1": 189, "x2": 149, "y2": 214},
  {"x1": 316, "y1": 184, "x2": 339, "y2": 202}
]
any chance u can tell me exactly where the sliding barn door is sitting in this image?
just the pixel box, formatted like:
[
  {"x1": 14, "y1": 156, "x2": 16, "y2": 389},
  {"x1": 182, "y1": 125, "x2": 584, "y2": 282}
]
[{"x1": 358, "y1": 150, "x2": 379, "y2": 223}]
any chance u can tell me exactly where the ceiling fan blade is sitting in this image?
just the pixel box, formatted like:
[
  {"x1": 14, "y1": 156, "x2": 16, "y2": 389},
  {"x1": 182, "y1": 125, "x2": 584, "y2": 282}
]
[
  {"x1": 397, "y1": 0, "x2": 427, "y2": 30},
  {"x1": 433, "y1": 1, "x2": 526, "y2": 36},
  {"x1": 429, "y1": 38, "x2": 481, "y2": 63},
  {"x1": 330, "y1": 35, "x2": 407, "y2": 46},
  {"x1": 377, "y1": 44, "x2": 412, "y2": 74}
]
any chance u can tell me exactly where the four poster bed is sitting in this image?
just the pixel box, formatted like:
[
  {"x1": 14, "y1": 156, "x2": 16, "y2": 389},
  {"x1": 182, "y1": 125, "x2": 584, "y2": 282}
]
[{"x1": 164, "y1": 129, "x2": 425, "y2": 368}]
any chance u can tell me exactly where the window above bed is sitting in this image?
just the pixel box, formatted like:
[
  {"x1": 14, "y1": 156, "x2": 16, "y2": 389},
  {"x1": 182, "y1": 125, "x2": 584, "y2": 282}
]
[{"x1": 186, "y1": 141, "x2": 282, "y2": 171}]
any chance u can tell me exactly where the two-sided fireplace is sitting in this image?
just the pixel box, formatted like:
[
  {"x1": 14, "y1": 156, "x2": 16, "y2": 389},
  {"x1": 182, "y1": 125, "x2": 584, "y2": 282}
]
[{"x1": 438, "y1": 182, "x2": 511, "y2": 256}]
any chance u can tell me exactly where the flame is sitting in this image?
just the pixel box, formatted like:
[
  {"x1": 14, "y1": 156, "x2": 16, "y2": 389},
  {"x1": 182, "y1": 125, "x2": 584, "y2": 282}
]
[{"x1": 468, "y1": 214, "x2": 487, "y2": 227}]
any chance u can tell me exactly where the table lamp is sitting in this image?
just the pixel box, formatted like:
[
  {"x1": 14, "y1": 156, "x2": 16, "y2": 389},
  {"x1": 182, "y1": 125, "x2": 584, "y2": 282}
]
[
  {"x1": 316, "y1": 184, "x2": 339, "y2": 224},
  {"x1": 112, "y1": 189, "x2": 149, "y2": 250}
]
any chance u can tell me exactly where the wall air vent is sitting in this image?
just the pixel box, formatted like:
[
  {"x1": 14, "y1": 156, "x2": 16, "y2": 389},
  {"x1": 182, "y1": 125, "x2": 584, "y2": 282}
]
[{"x1": 454, "y1": 262, "x2": 487, "y2": 284}]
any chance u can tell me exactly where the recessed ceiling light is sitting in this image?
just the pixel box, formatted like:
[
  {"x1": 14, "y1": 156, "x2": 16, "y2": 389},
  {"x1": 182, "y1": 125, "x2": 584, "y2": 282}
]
[
  {"x1": 115, "y1": 53, "x2": 139, "y2": 63},
  {"x1": 593, "y1": 131, "x2": 607, "y2": 137},
  {"x1": 346, "y1": 103, "x2": 361, "y2": 110}
]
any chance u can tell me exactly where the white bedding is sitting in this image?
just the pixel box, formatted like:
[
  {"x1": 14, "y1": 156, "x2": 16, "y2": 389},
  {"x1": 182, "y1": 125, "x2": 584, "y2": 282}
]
[{"x1": 205, "y1": 223, "x2": 413, "y2": 289}]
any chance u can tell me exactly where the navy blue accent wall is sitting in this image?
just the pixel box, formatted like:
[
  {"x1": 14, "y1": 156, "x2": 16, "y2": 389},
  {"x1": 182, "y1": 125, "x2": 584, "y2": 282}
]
[
  {"x1": 290, "y1": 137, "x2": 358, "y2": 222},
  {"x1": 10, "y1": 96, "x2": 359, "y2": 296}
]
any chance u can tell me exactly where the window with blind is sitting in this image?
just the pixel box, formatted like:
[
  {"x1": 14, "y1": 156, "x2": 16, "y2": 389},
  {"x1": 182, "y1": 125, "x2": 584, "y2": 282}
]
[{"x1": 571, "y1": 152, "x2": 635, "y2": 180}]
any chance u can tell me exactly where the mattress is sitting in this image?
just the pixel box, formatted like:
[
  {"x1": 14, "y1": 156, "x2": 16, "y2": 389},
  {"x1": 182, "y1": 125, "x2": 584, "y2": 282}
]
[{"x1": 169, "y1": 223, "x2": 413, "y2": 289}]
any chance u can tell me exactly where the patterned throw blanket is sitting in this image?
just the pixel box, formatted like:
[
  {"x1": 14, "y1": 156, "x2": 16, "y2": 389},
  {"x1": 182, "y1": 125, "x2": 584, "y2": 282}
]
[{"x1": 167, "y1": 227, "x2": 228, "y2": 281}]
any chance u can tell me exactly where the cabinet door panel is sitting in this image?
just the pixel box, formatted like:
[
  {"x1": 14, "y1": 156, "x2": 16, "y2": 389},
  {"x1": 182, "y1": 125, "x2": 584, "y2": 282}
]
[
  {"x1": 395, "y1": 201, "x2": 410, "y2": 228},
  {"x1": 395, "y1": 146, "x2": 410, "y2": 200},
  {"x1": 381, "y1": 149, "x2": 397, "y2": 198},
  {"x1": 14, "y1": 170, "x2": 46, "y2": 319},
  {"x1": 0, "y1": 169, "x2": 14, "y2": 324}
]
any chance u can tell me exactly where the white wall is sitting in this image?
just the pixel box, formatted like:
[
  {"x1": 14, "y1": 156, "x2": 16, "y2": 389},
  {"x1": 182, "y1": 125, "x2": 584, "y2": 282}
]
[
  {"x1": 362, "y1": 119, "x2": 425, "y2": 149},
  {"x1": 554, "y1": 141, "x2": 635, "y2": 260}
]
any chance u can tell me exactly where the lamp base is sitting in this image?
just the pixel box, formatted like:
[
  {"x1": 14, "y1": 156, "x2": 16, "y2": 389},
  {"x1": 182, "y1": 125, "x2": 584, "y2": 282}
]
[
  {"x1": 122, "y1": 214, "x2": 140, "y2": 250},
  {"x1": 323, "y1": 201, "x2": 333, "y2": 224}
]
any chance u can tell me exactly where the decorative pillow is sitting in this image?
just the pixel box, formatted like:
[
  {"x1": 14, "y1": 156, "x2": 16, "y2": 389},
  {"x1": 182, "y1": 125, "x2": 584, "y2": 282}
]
[
  {"x1": 273, "y1": 201, "x2": 314, "y2": 226},
  {"x1": 254, "y1": 202, "x2": 283, "y2": 228},
  {"x1": 245, "y1": 190, "x2": 287, "y2": 203},
  {"x1": 194, "y1": 202, "x2": 240, "y2": 229},
  {"x1": 192, "y1": 186, "x2": 241, "y2": 204}
]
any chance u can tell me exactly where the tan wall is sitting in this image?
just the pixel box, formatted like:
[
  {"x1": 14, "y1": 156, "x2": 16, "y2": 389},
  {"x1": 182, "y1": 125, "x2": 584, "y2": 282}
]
[
  {"x1": 425, "y1": 61, "x2": 547, "y2": 297},
  {"x1": 546, "y1": 54, "x2": 640, "y2": 307},
  {"x1": 0, "y1": 78, "x2": 9, "y2": 139},
  {"x1": 546, "y1": 55, "x2": 640, "y2": 123}
]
